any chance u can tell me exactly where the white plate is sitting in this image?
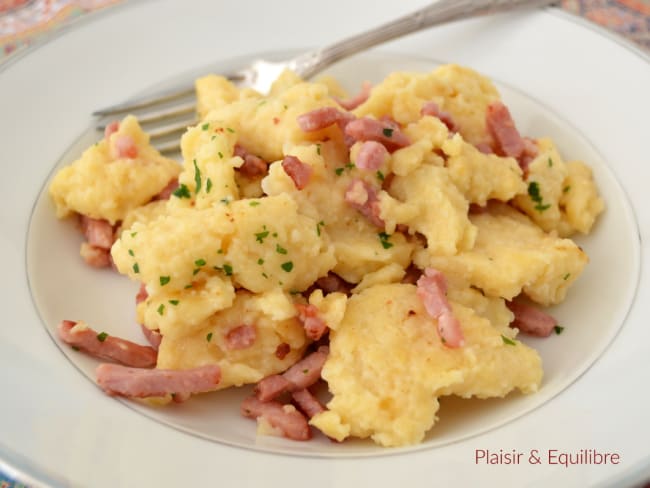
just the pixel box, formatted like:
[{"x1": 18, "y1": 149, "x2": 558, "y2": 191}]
[{"x1": 1, "y1": 1, "x2": 649, "y2": 486}]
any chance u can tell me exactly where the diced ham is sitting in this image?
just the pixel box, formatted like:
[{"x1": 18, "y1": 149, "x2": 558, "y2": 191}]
[
  {"x1": 140, "y1": 324, "x2": 162, "y2": 351},
  {"x1": 255, "y1": 347, "x2": 329, "y2": 402},
  {"x1": 153, "y1": 179, "x2": 179, "y2": 201},
  {"x1": 416, "y1": 268, "x2": 465, "y2": 348},
  {"x1": 421, "y1": 101, "x2": 458, "y2": 132},
  {"x1": 474, "y1": 142, "x2": 494, "y2": 154},
  {"x1": 295, "y1": 304, "x2": 328, "y2": 341},
  {"x1": 255, "y1": 374, "x2": 291, "y2": 402},
  {"x1": 80, "y1": 243, "x2": 111, "y2": 268},
  {"x1": 104, "y1": 121, "x2": 120, "y2": 140},
  {"x1": 58, "y1": 320, "x2": 157, "y2": 367},
  {"x1": 225, "y1": 324, "x2": 257, "y2": 350},
  {"x1": 355, "y1": 141, "x2": 388, "y2": 170},
  {"x1": 292, "y1": 388, "x2": 325, "y2": 418},
  {"x1": 275, "y1": 342, "x2": 291, "y2": 360},
  {"x1": 486, "y1": 101, "x2": 537, "y2": 171},
  {"x1": 297, "y1": 107, "x2": 353, "y2": 132},
  {"x1": 507, "y1": 300, "x2": 558, "y2": 338},
  {"x1": 135, "y1": 283, "x2": 148, "y2": 304},
  {"x1": 241, "y1": 396, "x2": 311, "y2": 441},
  {"x1": 314, "y1": 273, "x2": 351, "y2": 295},
  {"x1": 234, "y1": 144, "x2": 268, "y2": 178},
  {"x1": 344, "y1": 179, "x2": 384, "y2": 228},
  {"x1": 80, "y1": 216, "x2": 114, "y2": 250},
  {"x1": 344, "y1": 117, "x2": 410, "y2": 152},
  {"x1": 334, "y1": 81, "x2": 371, "y2": 110},
  {"x1": 96, "y1": 363, "x2": 221, "y2": 398},
  {"x1": 114, "y1": 134, "x2": 138, "y2": 159},
  {"x1": 282, "y1": 155, "x2": 312, "y2": 190}
]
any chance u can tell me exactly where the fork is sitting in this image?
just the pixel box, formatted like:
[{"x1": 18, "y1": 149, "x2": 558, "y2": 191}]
[{"x1": 94, "y1": 0, "x2": 556, "y2": 153}]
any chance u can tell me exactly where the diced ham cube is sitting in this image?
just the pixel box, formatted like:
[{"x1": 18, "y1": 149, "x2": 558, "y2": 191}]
[
  {"x1": 295, "y1": 304, "x2": 328, "y2": 341},
  {"x1": 104, "y1": 121, "x2": 120, "y2": 140},
  {"x1": 140, "y1": 324, "x2": 162, "y2": 351},
  {"x1": 96, "y1": 363, "x2": 221, "y2": 398},
  {"x1": 486, "y1": 101, "x2": 538, "y2": 171},
  {"x1": 296, "y1": 107, "x2": 354, "y2": 132},
  {"x1": 507, "y1": 300, "x2": 558, "y2": 338},
  {"x1": 255, "y1": 374, "x2": 291, "y2": 402},
  {"x1": 114, "y1": 134, "x2": 138, "y2": 159},
  {"x1": 80, "y1": 216, "x2": 114, "y2": 250},
  {"x1": 355, "y1": 141, "x2": 388, "y2": 171},
  {"x1": 58, "y1": 320, "x2": 157, "y2": 367},
  {"x1": 292, "y1": 388, "x2": 325, "y2": 419},
  {"x1": 344, "y1": 117, "x2": 410, "y2": 152},
  {"x1": 420, "y1": 101, "x2": 458, "y2": 132},
  {"x1": 416, "y1": 268, "x2": 465, "y2": 348},
  {"x1": 234, "y1": 144, "x2": 268, "y2": 178},
  {"x1": 80, "y1": 243, "x2": 111, "y2": 268},
  {"x1": 344, "y1": 179, "x2": 384, "y2": 228},
  {"x1": 334, "y1": 81, "x2": 371, "y2": 111},
  {"x1": 241, "y1": 396, "x2": 311, "y2": 441},
  {"x1": 224, "y1": 324, "x2": 257, "y2": 350},
  {"x1": 282, "y1": 155, "x2": 312, "y2": 190}
]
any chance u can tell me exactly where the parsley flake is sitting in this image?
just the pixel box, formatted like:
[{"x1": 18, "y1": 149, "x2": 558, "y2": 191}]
[
  {"x1": 345, "y1": 162, "x2": 355, "y2": 170},
  {"x1": 382, "y1": 127, "x2": 394, "y2": 137},
  {"x1": 220, "y1": 197, "x2": 230, "y2": 205},
  {"x1": 157, "y1": 304, "x2": 165, "y2": 316},
  {"x1": 169, "y1": 300, "x2": 179, "y2": 306},
  {"x1": 184, "y1": 284, "x2": 194, "y2": 289},
  {"x1": 97, "y1": 332, "x2": 108, "y2": 342},
  {"x1": 223, "y1": 264, "x2": 233, "y2": 276},
  {"x1": 563, "y1": 185, "x2": 571, "y2": 193},
  {"x1": 206, "y1": 178, "x2": 213, "y2": 194},
  {"x1": 201, "y1": 122, "x2": 210, "y2": 131},
  {"x1": 554, "y1": 326, "x2": 565, "y2": 335},
  {"x1": 316, "y1": 144, "x2": 321, "y2": 155},
  {"x1": 193, "y1": 268, "x2": 200, "y2": 275},
  {"x1": 335, "y1": 168, "x2": 344, "y2": 176},
  {"x1": 316, "y1": 220, "x2": 325, "y2": 237},
  {"x1": 195, "y1": 258, "x2": 206, "y2": 267},
  {"x1": 206, "y1": 332, "x2": 213, "y2": 342},
  {"x1": 193, "y1": 159, "x2": 202, "y2": 193},
  {"x1": 249, "y1": 201, "x2": 260, "y2": 206},
  {"x1": 226, "y1": 127, "x2": 235, "y2": 133},
  {"x1": 378, "y1": 232, "x2": 393, "y2": 249},
  {"x1": 548, "y1": 157, "x2": 553, "y2": 167},
  {"x1": 376, "y1": 170, "x2": 385, "y2": 181},
  {"x1": 133, "y1": 263, "x2": 140, "y2": 274},
  {"x1": 257, "y1": 258, "x2": 264, "y2": 265},
  {"x1": 281, "y1": 261, "x2": 294, "y2": 272},
  {"x1": 563, "y1": 273, "x2": 571, "y2": 280},
  {"x1": 262, "y1": 272, "x2": 269, "y2": 278},
  {"x1": 128, "y1": 249, "x2": 134, "y2": 257},
  {"x1": 160, "y1": 276, "x2": 171, "y2": 286},
  {"x1": 218, "y1": 151, "x2": 223, "y2": 159},
  {"x1": 528, "y1": 181, "x2": 550, "y2": 213},
  {"x1": 255, "y1": 230, "x2": 270, "y2": 243},
  {"x1": 172, "y1": 184, "x2": 191, "y2": 199},
  {"x1": 130, "y1": 232, "x2": 137, "y2": 238},
  {"x1": 501, "y1": 335, "x2": 517, "y2": 346},
  {"x1": 276, "y1": 244, "x2": 287, "y2": 254}
]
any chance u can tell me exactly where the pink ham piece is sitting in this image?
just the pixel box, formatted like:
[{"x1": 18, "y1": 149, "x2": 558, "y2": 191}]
[
  {"x1": 140, "y1": 324, "x2": 162, "y2": 351},
  {"x1": 506, "y1": 300, "x2": 558, "y2": 338},
  {"x1": 282, "y1": 155, "x2": 312, "y2": 190},
  {"x1": 296, "y1": 107, "x2": 353, "y2": 132},
  {"x1": 104, "y1": 121, "x2": 120, "y2": 140},
  {"x1": 135, "y1": 283, "x2": 148, "y2": 304},
  {"x1": 416, "y1": 268, "x2": 465, "y2": 348},
  {"x1": 114, "y1": 134, "x2": 138, "y2": 159},
  {"x1": 474, "y1": 142, "x2": 493, "y2": 155},
  {"x1": 225, "y1": 324, "x2": 257, "y2": 350},
  {"x1": 292, "y1": 388, "x2": 325, "y2": 419},
  {"x1": 420, "y1": 101, "x2": 458, "y2": 132},
  {"x1": 355, "y1": 141, "x2": 388, "y2": 171},
  {"x1": 79, "y1": 243, "x2": 111, "y2": 268},
  {"x1": 234, "y1": 144, "x2": 268, "y2": 178},
  {"x1": 80, "y1": 216, "x2": 114, "y2": 250},
  {"x1": 241, "y1": 396, "x2": 311, "y2": 441},
  {"x1": 344, "y1": 117, "x2": 410, "y2": 152},
  {"x1": 96, "y1": 363, "x2": 221, "y2": 398},
  {"x1": 486, "y1": 101, "x2": 538, "y2": 171},
  {"x1": 255, "y1": 347, "x2": 329, "y2": 401},
  {"x1": 58, "y1": 320, "x2": 157, "y2": 367},
  {"x1": 344, "y1": 179, "x2": 384, "y2": 228},
  {"x1": 334, "y1": 81, "x2": 371, "y2": 111},
  {"x1": 295, "y1": 304, "x2": 328, "y2": 341},
  {"x1": 153, "y1": 179, "x2": 179, "y2": 201}
]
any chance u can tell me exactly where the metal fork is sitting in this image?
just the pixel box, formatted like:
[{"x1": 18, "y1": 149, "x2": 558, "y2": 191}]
[{"x1": 94, "y1": 0, "x2": 556, "y2": 153}]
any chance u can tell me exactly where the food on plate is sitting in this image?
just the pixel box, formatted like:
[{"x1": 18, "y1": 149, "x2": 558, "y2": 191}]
[{"x1": 49, "y1": 64, "x2": 604, "y2": 447}]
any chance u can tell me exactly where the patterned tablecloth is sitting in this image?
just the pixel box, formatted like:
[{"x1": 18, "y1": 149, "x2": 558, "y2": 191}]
[{"x1": 1, "y1": 0, "x2": 649, "y2": 487}]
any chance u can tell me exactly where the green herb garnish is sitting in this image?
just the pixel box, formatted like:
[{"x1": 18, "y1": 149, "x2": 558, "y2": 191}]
[
  {"x1": 249, "y1": 201, "x2": 260, "y2": 206},
  {"x1": 172, "y1": 184, "x2": 191, "y2": 199},
  {"x1": 276, "y1": 244, "x2": 287, "y2": 255},
  {"x1": 554, "y1": 326, "x2": 565, "y2": 335},
  {"x1": 160, "y1": 276, "x2": 171, "y2": 286},
  {"x1": 206, "y1": 332, "x2": 213, "y2": 342},
  {"x1": 255, "y1": 230, "x2": 269, "y2": 243},
  {"x1": 281, "y1": 261, "x2": 294, "y2": 272},
  {"x1": 195, "y1": 258, "x2": 206, "y2": 267},
  {"x1": 316, "y1": 220, "x2": 325, "y2": 237},
  {"x1": 97, "y1": 332, "x2": 108, "y2": 342},
  {"x1": 157, "y1": 304, "x2": 165, "y2": 316},
  {"x1": 193, "y1": 159, "x2": 202, "y2": 194},
  {"x1": 376, "y1": 170, "x2": 385, "y2": 181},
  {"x1": 501, "y1": 335, "x2": 517, "y2": 346},
  {"x1": 133, "y1": 263, "x2": 140, "y2": 274},
  {"x1": 382, "y1": 127, "x2": 394, "y2": 137},
  {"x1": 206, "y1": 178, "x2": 213, "y2": 194},
  {"x1": 378, "y1": 232, "x2": 393, "y2": 249},
  {"x1": 128, "y1": 249, "x2": 134, "y2": 257},
  {"x1": 169, "y1": 300, "x2": 179, "y2": 306},
  {"x1": 223, "y1": 264, "x2": 233, "y2": 276},
  {"x1": 335, "y1": 168, "x2": 344, "y2": 176},
  {"x1": 201, "y1": 122, "x2": 210, "y2": 130}
]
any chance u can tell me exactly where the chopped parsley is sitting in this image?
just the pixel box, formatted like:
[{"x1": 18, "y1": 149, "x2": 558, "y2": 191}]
[
  {"x1": 376, "y1": 170, "x2": 385, "y2": 181},
  {"x1": 184, "y1": 283, "x2": 194, "y2": 289},
  {"x1": 262, "y1": 272, "x2": 269, "y2": 278},
  {"x1": 276, "y1": 244, "x2": 287, "y2": 254},
  {"x1": 335, "y1": 168, "x2": 344, "y2": 176},
  {"x1": 223, "y1": 264, "x2": 233, "y2": 276},
  {"x1": 201, "y1": 122, "x2": 210, "y2": 130},
  {"x1": 169, "y1": 300, "x2": 179, "y2": 306},
  {"x1": 316, "y1": 144, "x2": 321, "y2": 155},
  {"x1": 302, "y1": 369, "x2": 309, "y2": 374},
  {"x1": 220, "y1": 197, "x2": 230, "y2": 205},
  {"x1": 548, "y1": 157, "x2": 553, "y2": 167},
  {"x1": 128, "y1": 249, "x2": 134, "y2": 257},
  {"x1": 130, "y1": 232, "x2": 137, "y2": 238},
  {"x1": 159, "y1": 276, "x2": 171, "y2": 286},
  {"x1": 226, "y1": 127, "x2": 235, "y2": 133},
  {"x1": 172, "y1": 184, "x2": 191, "y2": 199},
  {"x1": 97, "y1": 332, "x2": 108, "y2": 342},
  {"x1": 157, "y1": 304, "x2": 165, "y2": 316},
  {"x1": 206, "y1": 178, "x2": 213, "y2": 194},
  {"x1": 316, "y1": 220, "x2": 325, "y2": 237},
  {"x1": 218, "y1": 151, "x2": 223, "y2": 159},
  {"x1": 563, "y1": 185, "x2": 571, "y2": 193},
  {"x1": 195, "y1": 258, "x2": 206, "y2": 267},
  {"x1": 193, "y1": 159, "x2": 202, "y2": 193},
  {"x1": 206, "y1": 332, "x2": 213, "y2": 342},
  {"x1": 378, "y1": 232, "x2": 393, "y2": 249},
  {"x1": 255, "y1": 229, "x2": 270, "y2": 243},
  {"x1": 563, "y1": 273, "x2": 571, "y2": 280},
  {"x1": 257, "y1": 258, "x2": 264, "y2": 265},
  {"x1": 345, "y1": 162, "x2": 355, "y2": 170},
  {"x1": 71, "y1": 346, "x2": 80, "y2": 351},
  {"x1": 133, "y1": 263, "x2": 140, "y2": 274},
  {"x1": 217, "y1": 249, "x2": 223, "y2": 254},
  {"x1": 281, "y1": 261, "x2": 294, "y2": 272},
  {"x1": 527, "y1": 181, "x2": 551, "y2": 212},
  {"x1": 554, "y1": 326, "x2": 565, "y2": 335},
  {"x1": 382, "y1": 127, "x2": 394, "y2": 137},
  {"x1": 501, "y1": 335, "x2": 517, "y2": 346},
  {"x1": 193, "y1": 268, "x2": 200, "y2": 275},
  {"x1": 249, "y1": 201, "x2": 260, "y2": 206}
]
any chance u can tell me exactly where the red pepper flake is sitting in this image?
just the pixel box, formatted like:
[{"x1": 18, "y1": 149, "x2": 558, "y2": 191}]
[{"x1": 272, "y1": 117, "x2": 280, "y2": 125}]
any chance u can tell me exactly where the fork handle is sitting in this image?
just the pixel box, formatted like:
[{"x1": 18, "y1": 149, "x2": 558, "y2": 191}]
[{"x1": 290, "y1": 0, "x2": 556, "y2": 79}]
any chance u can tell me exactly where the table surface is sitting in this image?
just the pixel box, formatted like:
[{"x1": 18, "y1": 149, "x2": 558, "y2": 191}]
[{"x1": 0, "y1": 1, "x2": 648, "y2": 487}]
